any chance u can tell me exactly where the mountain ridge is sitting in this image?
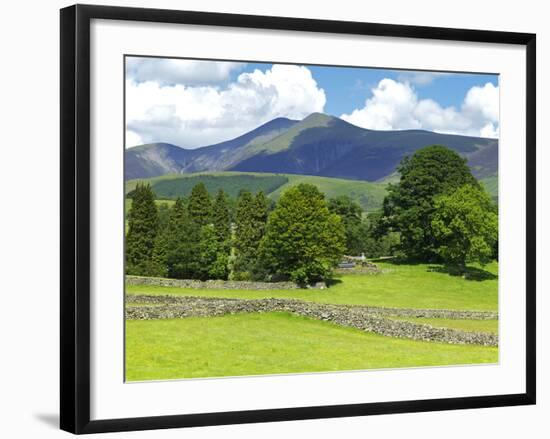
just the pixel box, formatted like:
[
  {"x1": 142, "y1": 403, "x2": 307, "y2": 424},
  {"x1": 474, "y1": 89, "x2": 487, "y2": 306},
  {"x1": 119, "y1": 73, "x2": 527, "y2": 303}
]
[{"x1": 125, "y1": 113, "x2": 498, "y2": 182}]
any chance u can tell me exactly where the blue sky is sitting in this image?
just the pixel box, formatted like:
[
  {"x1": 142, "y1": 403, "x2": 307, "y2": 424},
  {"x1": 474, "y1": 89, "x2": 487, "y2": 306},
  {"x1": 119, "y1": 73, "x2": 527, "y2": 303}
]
[
  {"x1": 245, "y1": 62, "x2": 498, "y2": 117},
  {"x1": 125, "y1": 57, "x2": 499, "y2": 149}
]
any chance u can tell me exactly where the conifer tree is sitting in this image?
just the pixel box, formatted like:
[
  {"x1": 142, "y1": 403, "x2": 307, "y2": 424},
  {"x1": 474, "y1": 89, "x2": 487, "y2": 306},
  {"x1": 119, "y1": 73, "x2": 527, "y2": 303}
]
[
  {"x1": 212, "y1": 189, "x2": 231, "y2": 245},
  {"x1": 153, "y1": 198, "x2": 201, "y2": 279},
  {"x1": 232, "y1": 190, "x2": 268, "y2": 278},
  {"x1": 187, "y1": 182, "x2": 211, "y2": 227},
  {"x1": 126, "y1": 183, "x2": 159, "y2": 275},
  {"x1": 252, "y1": 191, "x2": 268, "y2": 239}
]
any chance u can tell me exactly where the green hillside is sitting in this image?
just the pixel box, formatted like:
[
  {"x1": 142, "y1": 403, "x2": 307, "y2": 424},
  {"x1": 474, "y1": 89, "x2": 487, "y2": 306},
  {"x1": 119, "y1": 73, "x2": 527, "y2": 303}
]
[
  {"x1": 248, "y1": 112, "x2": 333, "y2": 155},
  {"x1": 126, "y1": 171, "x2": 387, "y2": 212},
  {"x1": 269, "y1": 174, "x2": 386, "y2": 212},
  {"x1": 480, "y1": 174, "x2": 498, "y2": 204},
  {"x1": 481, "y1": 174, "x2": 498, "y2": 196},
  {"x1": 125, "y1": 198, "x2": 175, "y2": 213}
]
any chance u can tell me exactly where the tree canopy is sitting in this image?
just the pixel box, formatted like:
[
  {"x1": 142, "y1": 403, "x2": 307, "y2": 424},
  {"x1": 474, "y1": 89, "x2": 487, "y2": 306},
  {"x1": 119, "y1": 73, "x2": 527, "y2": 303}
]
[
  {"x1": 381, "y1": 145, "x2": 479, "y2": 260},
  {"x1": 126, "y1": 183, "x2": 159, "y2": 275},
  {"x1": 187, "y1": 182, "x2": 211, "y2": 227},
  {"x1": 232, "y1": 190, "x2": 269, "y2": 279},
  {"x1": 260, "y1": 183, "x2": 345, "y2": 285},
  {"x1": 328, "y1": 195, "x2": 364, "y2": 255},
  {"x1": 154, "y1": 198, "x2": 201, "y2": 279},
  {"x1": 212, "y1": 189, "x2": 231, "y2": 244},
  {"x1": 431, "y1": 184, "x2": 498, "y2": 271}
]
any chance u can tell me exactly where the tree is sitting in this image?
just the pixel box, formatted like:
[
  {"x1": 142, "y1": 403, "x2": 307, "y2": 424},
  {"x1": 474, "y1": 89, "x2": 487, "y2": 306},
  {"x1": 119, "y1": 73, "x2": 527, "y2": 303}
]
[
  {"x1": 233, "y1": 190, "x2": 254, "y2": 277},
  {"x1": 252, "y1": 191, "x2": 269, "y2": 239},
  {"x1": 212, "y1": 189, "x2": 231, "y2": 244},
  {"x1": 126, "y1": 183, "x2": 159, "y2": 275},
  {"x1": 328, "y1": 195, "x2": 364, "y2": 255},
  {"x1": 188, "y1": 182, "x2": 211, "y2": 227},
  {"x1": 360, "y1": 211, "x2": 400, "y2": 258},
  {"x1": 431, "y1": 184, "x2": 498, "y2": 272},
  {"x1": 198, "y1": 224, "x2": 230, "y2": 280},
  {"x1": 259, "y1": 184, "x2": 346, "y2": 285},
  {"x1": 381, "y1": 145, "x2": 479, "y2": 260},
  {"x1": 153, "y1": 198, "x2": 201, "y2": 279},
  {"x1": 232, "y1": 190, "x2": 269, "y2": 279}
]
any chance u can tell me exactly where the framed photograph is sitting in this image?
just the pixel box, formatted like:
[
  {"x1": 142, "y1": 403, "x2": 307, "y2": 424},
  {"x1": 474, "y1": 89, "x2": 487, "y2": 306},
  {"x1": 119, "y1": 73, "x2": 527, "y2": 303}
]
[{"x1": 60, "y1": 4, "x2": 536, "y2": 434}]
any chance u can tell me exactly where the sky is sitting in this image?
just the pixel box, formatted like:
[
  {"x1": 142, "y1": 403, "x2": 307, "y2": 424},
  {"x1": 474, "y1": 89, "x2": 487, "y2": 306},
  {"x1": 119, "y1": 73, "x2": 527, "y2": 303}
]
[{"x1": 125, "y1": 56, "x2": 499, "y2": 149}]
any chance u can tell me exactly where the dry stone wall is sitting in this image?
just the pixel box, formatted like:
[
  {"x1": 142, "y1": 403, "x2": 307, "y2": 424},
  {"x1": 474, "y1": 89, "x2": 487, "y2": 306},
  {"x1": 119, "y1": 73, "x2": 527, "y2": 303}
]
[{"x1": 126, "y1": 295, "x2": 498, "y2": 347}]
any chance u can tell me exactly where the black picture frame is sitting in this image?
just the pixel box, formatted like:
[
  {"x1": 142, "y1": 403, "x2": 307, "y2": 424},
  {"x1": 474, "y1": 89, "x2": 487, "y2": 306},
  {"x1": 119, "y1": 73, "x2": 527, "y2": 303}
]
[{"x1": 60, "y1": 4, "x2": 536, "y2": 434}]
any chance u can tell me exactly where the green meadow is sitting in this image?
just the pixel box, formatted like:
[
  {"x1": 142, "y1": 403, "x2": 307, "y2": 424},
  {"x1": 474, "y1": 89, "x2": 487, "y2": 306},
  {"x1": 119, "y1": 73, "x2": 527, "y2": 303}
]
[
  {"x1": 125, "y1": 261, "x2": 499, "y2": 381},
  {"x1": 126, "y1": 261, "x2": 498, "y2": 311},
  {"x1": 126, "y1": 312, "x2": 497, "y2": 381}
]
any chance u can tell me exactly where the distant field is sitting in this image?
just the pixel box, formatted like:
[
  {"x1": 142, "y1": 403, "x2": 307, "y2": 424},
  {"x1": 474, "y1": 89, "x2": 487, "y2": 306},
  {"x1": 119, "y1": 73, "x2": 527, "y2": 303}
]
[
  {"x1": 125, "y1": 312, "x2": 498, "y2": 381},
  {"x1": 126, "y1": 261, "x2": 499, "y2": 311},
  {"x1": 125, "y1": 198, "x2": 175, "y2": 213},
  {"x1": 125, "y1": 171, "x2": 388, "y2": 212}
]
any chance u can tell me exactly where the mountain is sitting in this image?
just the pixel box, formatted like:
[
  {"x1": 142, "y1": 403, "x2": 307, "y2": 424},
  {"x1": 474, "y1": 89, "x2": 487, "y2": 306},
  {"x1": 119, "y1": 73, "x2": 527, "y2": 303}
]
[
  {"x1": 125, "y1": 142, "x2": 193, "y2": 180},
  {"x1": 125, "y1": 113, "x2": 498, "y2": 182},
  {"x1": 125, "y1": 117, "x2": 297, "y2": 180}
]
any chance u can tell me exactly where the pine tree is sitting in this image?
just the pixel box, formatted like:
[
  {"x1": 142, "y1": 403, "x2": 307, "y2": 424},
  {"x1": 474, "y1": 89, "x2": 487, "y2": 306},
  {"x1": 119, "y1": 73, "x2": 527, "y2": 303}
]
[
  {"x1": 153, "y1": 198, "x2": 201, "y2": 279},
  {"x1": 188, "y1": 182, "x2": 212, "y2": 227},
  {"x1": 212, "y1": 189, "x2": 231, "y2": 244},
  {"x1": 252, "y1": 191, "x2": 268, "y2": 239},
  {"x1": 126, "y1": 183, "x2": 159, "y2": 275},
  {"x1": 232, "y1": 190, "x2": 268, "y2": 279}
]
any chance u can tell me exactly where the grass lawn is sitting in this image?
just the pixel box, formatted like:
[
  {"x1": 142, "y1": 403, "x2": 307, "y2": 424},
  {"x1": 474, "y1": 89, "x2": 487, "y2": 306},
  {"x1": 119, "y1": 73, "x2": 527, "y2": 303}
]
[
  {"x1": 391, "y1": 317, "x2": 499, "y2": 333},
  {"x1": 125, "y1": 312, "x2": 498, "y2": 381},
  {"x1": 126, "y1": 261, "x2": 498, "y2": 311}
]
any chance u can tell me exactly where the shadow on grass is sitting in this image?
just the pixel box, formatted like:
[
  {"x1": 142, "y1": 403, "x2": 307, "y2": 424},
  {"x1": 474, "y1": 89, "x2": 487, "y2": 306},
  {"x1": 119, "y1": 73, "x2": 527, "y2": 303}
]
[
  {"x1": 427, "y1": 265, "x2": 498, "y2": 281},
  {"x1": 325, "y1": 278, "x2": 343, "y2": 288},
  {"x1": 369, "y1": 257, "x2": 424, "y2": 266}
]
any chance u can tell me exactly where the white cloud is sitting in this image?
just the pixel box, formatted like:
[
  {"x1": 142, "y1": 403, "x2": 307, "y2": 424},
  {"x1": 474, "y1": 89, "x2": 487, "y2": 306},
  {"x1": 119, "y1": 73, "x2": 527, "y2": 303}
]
[
  {"x1": 126, "y1": 57, "x2": 245, "y2": 86},
  {"x1": 462, "y1": 82, "x2": 500, "y2": 125},
  {"x1": 340, "y1": 79, "x2": 421, "y2": 131},
  {"x1": 397, "y1": 71, "x2": 452, "y2": 86},
  {"x1": 341, "y1": 79, "x2": 499, "y2": 138},
  {"x1": 126, "y1": 64, "x2": 326, "y2": 148}
]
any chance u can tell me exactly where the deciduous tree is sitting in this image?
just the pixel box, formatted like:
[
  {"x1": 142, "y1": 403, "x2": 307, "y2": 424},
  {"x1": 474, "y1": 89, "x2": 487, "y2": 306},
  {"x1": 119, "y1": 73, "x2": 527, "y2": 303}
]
[
  {"x1": 260, "y1": 184, "x2": 345, "y2": 285},
  {"x1": 381, "y1": 145, "x2": 479, "y2": 260},
  {"x1": 431, "y1": 184, "x2": 498, "y2": 272}
]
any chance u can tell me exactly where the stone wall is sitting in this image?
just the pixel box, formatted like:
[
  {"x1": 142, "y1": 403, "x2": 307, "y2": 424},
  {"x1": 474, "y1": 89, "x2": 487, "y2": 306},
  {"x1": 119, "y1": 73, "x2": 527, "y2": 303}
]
[
  {"x1": 126, "y1": 275, "x2": 301, "y2": 290},
  {"x1": 126, "y1": 294, "x2": 498, "y2": 347}
]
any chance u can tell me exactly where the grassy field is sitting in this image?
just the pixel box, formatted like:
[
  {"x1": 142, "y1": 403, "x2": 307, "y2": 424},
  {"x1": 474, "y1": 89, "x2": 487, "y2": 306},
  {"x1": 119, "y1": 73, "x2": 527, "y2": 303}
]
[
  {"x1": 125, "y1": 171, "x2": 387, "y2": 212},
  {"x1": 126, "y1": 261, "x2": 498, "y2": 311},
  {"x1": 125, "y1": 261, "x2": 498, "y2": 381},
  {"x1": 125, "y1": 312, "x2": 498, "y2": 381}
]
